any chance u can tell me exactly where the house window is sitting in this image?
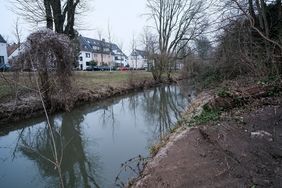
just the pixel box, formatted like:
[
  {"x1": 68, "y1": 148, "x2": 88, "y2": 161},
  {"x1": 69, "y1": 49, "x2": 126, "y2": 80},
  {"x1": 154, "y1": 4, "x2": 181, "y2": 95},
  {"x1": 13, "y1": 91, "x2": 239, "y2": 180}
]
[
  {"x1": 93, "y1": 46, "x2": 100, "y2": 50},
  {"x1": 86, "y1": 62, "x2": 90, "y2": 66},
  {"x1": 80, "y1": 57, "x2": 83, "y2": 61},
  {"x1": 85, "y1": 53, "x2": 90, "y2": 58},
  {"x1": 0, "y1": 56, "x2": 4, "y2": 64}
]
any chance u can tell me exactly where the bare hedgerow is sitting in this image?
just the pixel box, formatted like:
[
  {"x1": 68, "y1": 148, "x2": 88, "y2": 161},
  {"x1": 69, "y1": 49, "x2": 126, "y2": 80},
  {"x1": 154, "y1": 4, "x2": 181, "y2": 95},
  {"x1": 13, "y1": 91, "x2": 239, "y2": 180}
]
[{"x1": 14, "y1": 29, "x2": 74, "y2": 111}]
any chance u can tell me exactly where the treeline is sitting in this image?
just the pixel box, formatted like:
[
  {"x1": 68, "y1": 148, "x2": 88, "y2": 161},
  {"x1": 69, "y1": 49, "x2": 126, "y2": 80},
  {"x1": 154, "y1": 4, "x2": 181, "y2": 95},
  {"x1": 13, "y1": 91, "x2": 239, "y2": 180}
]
[{"x1": 143, "y1": 0, "x2": 282, "y2": 82}]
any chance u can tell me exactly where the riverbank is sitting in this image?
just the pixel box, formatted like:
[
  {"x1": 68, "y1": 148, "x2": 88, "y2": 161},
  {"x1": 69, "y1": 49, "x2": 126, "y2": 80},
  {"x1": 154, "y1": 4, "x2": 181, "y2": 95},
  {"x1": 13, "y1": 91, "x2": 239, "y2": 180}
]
[
  {"x1": 0, "y1": 71, "x2": 179, "y2": 126},
  {"x1": 131, "y1": 77, "x2": 282, "y2": 187}
]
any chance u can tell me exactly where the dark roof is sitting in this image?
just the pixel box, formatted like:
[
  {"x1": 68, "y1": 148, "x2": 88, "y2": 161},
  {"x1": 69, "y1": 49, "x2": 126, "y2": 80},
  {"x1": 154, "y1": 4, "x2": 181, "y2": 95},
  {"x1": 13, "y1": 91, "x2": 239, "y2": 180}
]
[
  {"x1": 79, "y1": 36, "x2": 126, "y2": 57},
  {"x1": 7, "y1": 43, "x2": 19, "y2": 56},
  {"x1": 130, "y1": 49, "x2": 147, "y2": 58},
  {"x1": 0, "y1": 34, "x2": 6, "y2": 43}
]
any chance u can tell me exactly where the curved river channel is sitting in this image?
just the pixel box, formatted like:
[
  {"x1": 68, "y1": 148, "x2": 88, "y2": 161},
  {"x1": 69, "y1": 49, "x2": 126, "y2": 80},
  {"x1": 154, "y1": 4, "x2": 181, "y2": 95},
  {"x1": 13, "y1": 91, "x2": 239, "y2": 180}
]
[{"x1": 0, "y1": 84, "x2": 195, "y2": 187}]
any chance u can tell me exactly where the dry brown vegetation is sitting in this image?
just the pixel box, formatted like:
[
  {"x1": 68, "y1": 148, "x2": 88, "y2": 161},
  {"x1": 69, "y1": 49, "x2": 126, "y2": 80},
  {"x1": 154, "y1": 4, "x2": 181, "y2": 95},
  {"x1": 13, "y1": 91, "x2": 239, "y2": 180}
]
[{"x1": 180, "y1": 0, "x2": 282, "y2": 87}]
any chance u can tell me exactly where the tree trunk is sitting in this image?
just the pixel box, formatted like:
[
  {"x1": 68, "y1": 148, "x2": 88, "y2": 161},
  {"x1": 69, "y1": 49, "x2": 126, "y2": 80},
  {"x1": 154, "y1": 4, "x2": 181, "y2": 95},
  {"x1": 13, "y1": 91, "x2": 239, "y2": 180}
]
[
  {"x1": 44, "y1": 0, "x2": 53, "y2": 30},
  {"x1": 255, "y1": 0, "x2": 265, "y2": 31},
  {"x1": 248, "y1": 0, "x2": 255, "y2": 19},
  {"x1": 276, "y1": 0, "x2": 282, "y2": 20},
  {"x1": 260, "y1": 0, "x2": 270, "y2": 37},
  {"x1": 50, "y1": 0, "x2": 64, "y2": 34},
  {"x1": 64, "y1": 0, "x2": 77, "y2": 39}
]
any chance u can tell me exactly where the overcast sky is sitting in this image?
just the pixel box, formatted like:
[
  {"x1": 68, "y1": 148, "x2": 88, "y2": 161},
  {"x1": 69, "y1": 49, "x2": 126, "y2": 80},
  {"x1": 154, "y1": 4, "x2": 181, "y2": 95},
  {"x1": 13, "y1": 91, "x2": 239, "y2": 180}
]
[{"x1": 0, "y1": 0, "x2": 148, "y2": 55}]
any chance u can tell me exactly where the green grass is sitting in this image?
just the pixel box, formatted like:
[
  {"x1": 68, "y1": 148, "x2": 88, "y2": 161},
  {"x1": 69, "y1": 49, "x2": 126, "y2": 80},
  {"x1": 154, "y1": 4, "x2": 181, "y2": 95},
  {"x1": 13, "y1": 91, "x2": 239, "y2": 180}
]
[
  {"x1": 216, "y1": 87, "x2": 232, "y2": 97},
  {"x1": 74, "y1": 71, "x2": 153, "y2": 90},
  {"x1": 0, "y1": 71, "x2": 154, "y2": 101},
  {"x1": 188, "y1": 106, "x2": 221, "y2": 127}
]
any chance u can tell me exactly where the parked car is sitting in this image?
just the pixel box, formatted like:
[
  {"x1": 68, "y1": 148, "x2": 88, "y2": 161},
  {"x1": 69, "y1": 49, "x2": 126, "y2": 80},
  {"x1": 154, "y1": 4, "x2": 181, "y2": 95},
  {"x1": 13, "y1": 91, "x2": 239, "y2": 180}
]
[
  {"x1": 93, "y1": 66, "x2": 101, "y2": 71},
  {"x1": 117, "y1": 67, "x2": 129, "y2": 71},
  {"x1": 85, "y1": 66, "x2": 102, "y2": 71},
  {"x1": 0, "y1": 64, "x2": 11, "y2": 72},
  {"x1": 85, "y1": 66, "x2": 94, "y2": 71},
  {"x1": 99, "y1": 66, "x2": 113, "y2": 71}
]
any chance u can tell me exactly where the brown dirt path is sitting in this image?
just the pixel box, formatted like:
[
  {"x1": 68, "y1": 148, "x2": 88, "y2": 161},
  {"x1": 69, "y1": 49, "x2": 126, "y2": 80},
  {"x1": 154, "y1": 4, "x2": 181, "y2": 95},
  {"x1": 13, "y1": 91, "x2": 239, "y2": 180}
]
[{"x1": 133, "y1": 100, "x2": 282, "y2": 188}]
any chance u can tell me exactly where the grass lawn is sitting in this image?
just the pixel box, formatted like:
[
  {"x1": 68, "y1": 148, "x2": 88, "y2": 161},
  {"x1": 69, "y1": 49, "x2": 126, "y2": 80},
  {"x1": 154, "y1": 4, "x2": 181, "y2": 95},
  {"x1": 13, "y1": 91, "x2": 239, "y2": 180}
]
[
  {"x1": 0, "y1": 71, "x2": 154, "y2": 101},
  {"x1": 74, "y1": 71, "x2": 153, "y2": 90}
]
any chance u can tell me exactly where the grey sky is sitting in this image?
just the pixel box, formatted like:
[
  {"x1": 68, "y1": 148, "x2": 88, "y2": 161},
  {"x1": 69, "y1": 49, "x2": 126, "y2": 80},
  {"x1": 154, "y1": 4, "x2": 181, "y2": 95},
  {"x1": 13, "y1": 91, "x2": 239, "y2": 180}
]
[{"x1": 0, "y1": 0, "x2": 148, "y2": 55}]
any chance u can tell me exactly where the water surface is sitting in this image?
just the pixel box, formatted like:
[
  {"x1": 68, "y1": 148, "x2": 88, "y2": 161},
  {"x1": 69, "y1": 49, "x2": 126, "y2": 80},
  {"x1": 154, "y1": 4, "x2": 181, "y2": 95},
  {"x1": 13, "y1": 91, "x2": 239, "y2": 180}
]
[{"x1": 0, "y1": 84, "x2": 193, "y2": 187}]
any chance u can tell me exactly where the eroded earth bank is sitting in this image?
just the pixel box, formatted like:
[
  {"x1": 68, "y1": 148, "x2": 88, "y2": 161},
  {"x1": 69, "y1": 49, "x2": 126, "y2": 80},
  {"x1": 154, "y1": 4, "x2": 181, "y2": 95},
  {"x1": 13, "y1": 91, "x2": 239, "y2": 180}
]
[{"x1": 132, "y1": 80, "x2": 282, "y2": 188}]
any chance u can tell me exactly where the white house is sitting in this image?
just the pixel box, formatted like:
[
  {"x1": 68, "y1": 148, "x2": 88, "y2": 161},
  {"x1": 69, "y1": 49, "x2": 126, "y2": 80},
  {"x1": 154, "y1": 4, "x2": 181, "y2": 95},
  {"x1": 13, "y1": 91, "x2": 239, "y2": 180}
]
[
  {"x1": 128, "y1": 49, "x2": 148, "y2": 69},
  {"x1": 0, "y1": 35, "x2": 8, "y2": 65},
  {"x1": 78, "y1": 36, "x2": 128, "y2": 70}
]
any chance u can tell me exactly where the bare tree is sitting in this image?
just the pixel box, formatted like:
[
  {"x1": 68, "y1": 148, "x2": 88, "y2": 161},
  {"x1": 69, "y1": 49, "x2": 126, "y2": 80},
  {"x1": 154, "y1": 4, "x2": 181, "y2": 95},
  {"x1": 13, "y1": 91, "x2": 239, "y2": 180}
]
[
  {"x1": 97, "y1": 28, "x2": 103, "y2": 41},
  {"x1": 130, "y1": 34, "x2": 138, "y2": 69},
  {"x1": 11, "y1": 18, "x2": 24, "y2": 103},
  {"x1": 13, "y1": 18, "x2": 23, "y2": 46},
  {"x1": 215, "y1": 0, "x2": 282, "y2": 76},
  {"x1": 117, "y1": 40, "x2": 123, "y2": 53},
  {"x1": 11, "y1": 0, "x2": 86, "y2": 39},
  {"x1": 141, "y1": 27, "x2": 158, "y2": 71},
  {"x1": 229, "y1": 0, "x2": 282, "y2": 49},
  {"x1": 97, "y1": 28, "x2": 105, "y2": 65},
  {"x1": 107, "y1": 22, "x2": 114, "y2": 70},
  {"x1": 146, "y1": 0, "x2": 211, "y2": 80}
]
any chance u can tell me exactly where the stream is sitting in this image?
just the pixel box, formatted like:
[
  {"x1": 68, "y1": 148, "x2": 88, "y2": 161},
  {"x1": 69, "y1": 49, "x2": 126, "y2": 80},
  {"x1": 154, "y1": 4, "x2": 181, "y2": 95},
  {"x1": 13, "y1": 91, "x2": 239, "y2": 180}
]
[{"x1": 0, "y1": 84, "x2": 195, "y2": 187}]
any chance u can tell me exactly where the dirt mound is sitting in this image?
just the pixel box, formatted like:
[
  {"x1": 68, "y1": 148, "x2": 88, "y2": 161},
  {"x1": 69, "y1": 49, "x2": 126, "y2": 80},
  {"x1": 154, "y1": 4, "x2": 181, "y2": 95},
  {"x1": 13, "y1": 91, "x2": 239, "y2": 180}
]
[{"x1": 133, "y1": 99, "x2": 282, "y2": 188}]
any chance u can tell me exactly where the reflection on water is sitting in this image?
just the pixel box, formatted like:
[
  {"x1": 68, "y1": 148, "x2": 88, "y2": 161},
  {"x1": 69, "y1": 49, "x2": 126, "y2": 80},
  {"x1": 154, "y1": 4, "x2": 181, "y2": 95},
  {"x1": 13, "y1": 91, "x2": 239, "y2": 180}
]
[{"x1": 0, "y1": 84, "x2": 193, "y2": 188}]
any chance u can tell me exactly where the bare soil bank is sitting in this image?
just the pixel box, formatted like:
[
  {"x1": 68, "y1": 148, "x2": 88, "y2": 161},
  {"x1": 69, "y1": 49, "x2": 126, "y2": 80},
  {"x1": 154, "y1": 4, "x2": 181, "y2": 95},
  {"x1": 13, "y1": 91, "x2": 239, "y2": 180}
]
[
  {"x1": 0, "y1": 79, "x2": 176, "y2": 127},
  {"x1": 132, "y1": 81, "x2": 282, "y2": 188}
]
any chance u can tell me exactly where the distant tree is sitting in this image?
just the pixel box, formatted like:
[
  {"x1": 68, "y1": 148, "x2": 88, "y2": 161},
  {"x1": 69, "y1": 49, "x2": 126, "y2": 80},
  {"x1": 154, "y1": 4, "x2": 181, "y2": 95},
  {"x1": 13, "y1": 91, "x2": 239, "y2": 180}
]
[
  {"x1": 89, "y1": 60, "x2": 97, "y2": 68},
  {"x1": 97, "y1": 29, "x2": 105, "y2": 65},
  {"x1": 146, "y1": 0, "x2": 211, "y2": 80},
  {"x1": 131, "y1": 34, "x2": 138, "y2": 69},
  {"x1": 71, "y1": 30, "x2": 81, "y2": 68},
  {"x1": 107, "y1": 22, "x2": 114, "y2": 70},
  {"x1": 141, "y1": 27, "x2": 158, "y2": 72},
  {"x1": 195, "y1": 36, "x2": 212, "y2": 60}
]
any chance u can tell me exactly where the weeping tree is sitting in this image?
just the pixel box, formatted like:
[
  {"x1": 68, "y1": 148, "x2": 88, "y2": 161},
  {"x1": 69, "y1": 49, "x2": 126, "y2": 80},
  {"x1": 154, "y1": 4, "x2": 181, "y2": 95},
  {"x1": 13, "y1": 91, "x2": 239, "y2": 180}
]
[
  {"x1": 10, "y1": 0, "x2": 85, "y2": 109},
  {"x1": 15, "y1": 29, "x2": 74, "y2": 110},
  {"x1": 146, "y1": 0, "x2": 211, "y2": 81}
]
